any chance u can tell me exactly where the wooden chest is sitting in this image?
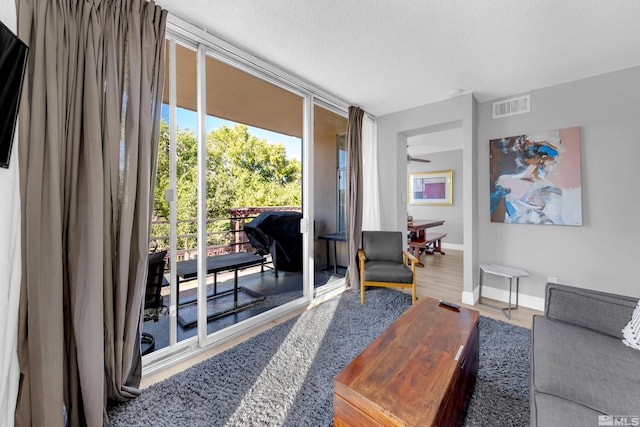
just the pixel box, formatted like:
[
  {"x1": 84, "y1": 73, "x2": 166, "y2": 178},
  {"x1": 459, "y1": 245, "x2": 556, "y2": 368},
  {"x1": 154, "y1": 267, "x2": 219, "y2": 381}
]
[{"x1": 334, "y1": 297, "x2": 479, "y2": 427}]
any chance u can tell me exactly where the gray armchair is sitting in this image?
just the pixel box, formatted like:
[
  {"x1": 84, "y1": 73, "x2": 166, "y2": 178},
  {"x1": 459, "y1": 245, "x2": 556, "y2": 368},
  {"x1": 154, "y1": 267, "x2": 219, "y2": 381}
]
[{"x1": 358, "y1": 231, "x2": 419, "y2": 304}]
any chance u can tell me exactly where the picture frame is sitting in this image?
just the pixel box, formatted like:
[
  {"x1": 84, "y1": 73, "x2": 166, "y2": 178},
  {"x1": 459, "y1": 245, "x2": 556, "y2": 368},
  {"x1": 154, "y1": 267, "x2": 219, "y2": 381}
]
[{"x1": 408, "y1": 170, "x2": 452, "y2": 205}]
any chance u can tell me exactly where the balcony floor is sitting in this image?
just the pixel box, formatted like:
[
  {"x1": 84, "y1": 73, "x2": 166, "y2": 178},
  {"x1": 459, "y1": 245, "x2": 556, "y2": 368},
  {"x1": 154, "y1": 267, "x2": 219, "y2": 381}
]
[{"x1": 142, "y1": 265, "x2": 344, "y2": 353}]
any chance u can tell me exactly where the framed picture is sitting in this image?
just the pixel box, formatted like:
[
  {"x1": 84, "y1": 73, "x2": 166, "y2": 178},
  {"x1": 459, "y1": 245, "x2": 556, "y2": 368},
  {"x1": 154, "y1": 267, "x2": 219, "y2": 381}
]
[
  {"x1": 489, "y1": 127, "x2": 582, "y2": 225},
  {"x1": 408, "y1": 170, "x2": 452, "y2": 205}
]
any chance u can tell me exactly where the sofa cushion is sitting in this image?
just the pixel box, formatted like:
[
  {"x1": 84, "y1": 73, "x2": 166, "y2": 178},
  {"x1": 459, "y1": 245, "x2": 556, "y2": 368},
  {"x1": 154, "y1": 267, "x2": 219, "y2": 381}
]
[
  {"x1": 545, "y1": 284, "x2": 637, "y2": 338},
  {"x1": 532, "y1": 316, "x2": 640, "y2": 416},
  {"x1": 622, "y1": 299, "x2": 640, "y2": 350},
  {"x1": 531, "y1": 392, "x2": 603, "y2": 427}
]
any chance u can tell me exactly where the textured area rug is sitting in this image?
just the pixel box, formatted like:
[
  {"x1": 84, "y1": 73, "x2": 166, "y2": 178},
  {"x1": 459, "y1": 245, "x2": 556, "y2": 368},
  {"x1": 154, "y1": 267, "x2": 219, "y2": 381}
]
[
  {"x1": 465, "y1": 315, "x2": 530, "y2": 426},
  {"x1": 109, "y1": 288, "x2": 530, "y2": 426}
]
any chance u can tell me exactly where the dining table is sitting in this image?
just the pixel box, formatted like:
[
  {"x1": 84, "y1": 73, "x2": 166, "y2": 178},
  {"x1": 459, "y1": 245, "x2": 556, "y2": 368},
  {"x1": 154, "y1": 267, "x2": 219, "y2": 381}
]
[
  {"x1": 407, "y1": 219, "x2": 446, "y2": 267},
  {"x1": 407, "y1": 219, "x2": 445, "y2": 237}
]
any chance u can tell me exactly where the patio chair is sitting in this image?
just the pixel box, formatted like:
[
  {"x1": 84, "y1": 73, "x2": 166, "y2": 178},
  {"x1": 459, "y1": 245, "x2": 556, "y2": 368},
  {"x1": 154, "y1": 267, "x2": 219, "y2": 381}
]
[{"x1": 141, "y1": 250, "x2": 167, "y2": 355}]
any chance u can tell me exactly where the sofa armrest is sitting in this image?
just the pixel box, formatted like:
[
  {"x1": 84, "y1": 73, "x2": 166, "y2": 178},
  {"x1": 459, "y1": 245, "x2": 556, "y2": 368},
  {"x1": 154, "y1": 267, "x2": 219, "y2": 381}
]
[{"x1": 545, "y1": 282, "x2": 638, "y2": 339}]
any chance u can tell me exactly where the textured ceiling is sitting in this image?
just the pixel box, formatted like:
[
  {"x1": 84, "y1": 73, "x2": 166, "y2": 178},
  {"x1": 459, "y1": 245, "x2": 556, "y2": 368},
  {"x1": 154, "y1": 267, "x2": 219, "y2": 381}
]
[{"x1": 155, "y1": 0, "x2": 640, "y2": 117}]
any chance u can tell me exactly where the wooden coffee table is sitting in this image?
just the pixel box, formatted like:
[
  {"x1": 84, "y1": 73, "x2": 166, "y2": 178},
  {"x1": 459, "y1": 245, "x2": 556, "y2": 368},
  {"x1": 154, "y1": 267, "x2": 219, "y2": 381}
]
[{"x1": 334, "y1": 296, "x2": 479, "y2": 426}]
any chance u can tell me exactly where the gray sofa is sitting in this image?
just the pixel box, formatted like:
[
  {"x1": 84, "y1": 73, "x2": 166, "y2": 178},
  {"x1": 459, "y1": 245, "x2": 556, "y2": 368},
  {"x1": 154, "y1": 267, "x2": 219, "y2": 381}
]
[{"x1": 530, "y1": 283, "x2": 640, "y2": 426}]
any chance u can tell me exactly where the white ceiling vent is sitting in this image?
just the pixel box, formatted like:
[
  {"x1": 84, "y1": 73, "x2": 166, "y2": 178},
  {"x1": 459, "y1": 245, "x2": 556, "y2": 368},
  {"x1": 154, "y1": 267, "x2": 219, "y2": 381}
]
[{"x1": 492, "y1": 95, "x2": 530, "y2": 119}]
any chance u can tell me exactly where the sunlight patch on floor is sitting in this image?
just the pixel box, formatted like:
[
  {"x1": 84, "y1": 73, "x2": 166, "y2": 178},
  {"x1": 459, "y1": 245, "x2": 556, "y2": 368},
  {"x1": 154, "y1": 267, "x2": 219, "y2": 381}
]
[{"x1": 224, "y1": 297, "x2": 340, "y2": 425}]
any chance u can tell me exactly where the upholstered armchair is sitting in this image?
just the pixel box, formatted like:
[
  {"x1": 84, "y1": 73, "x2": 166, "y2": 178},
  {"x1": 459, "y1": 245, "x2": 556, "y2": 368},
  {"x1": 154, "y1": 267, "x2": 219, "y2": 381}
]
[{"x1": 358, "y1": 231, "x2": 419, "y2": 304}]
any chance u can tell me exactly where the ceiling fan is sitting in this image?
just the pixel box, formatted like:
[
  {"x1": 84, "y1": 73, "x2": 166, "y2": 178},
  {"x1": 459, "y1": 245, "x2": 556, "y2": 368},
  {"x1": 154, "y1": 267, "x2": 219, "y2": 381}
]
[{"x1": 407, "y1": 154, "x2": 431, "y2": 163}]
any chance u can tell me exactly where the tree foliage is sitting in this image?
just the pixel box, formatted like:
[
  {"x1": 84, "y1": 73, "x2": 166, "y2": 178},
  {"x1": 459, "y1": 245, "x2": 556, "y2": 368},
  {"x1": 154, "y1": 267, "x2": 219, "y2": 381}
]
[{"x1": 152, "y1": 121, "x2": 301, "y2": 250}]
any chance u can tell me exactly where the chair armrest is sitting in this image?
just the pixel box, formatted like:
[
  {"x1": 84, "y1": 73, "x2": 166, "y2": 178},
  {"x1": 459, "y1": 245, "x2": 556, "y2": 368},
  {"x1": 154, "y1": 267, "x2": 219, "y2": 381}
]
[
  {"x1": 545, "y1": 282, "x2": 638, "y2": 338},
  {"x1": 357, "y1": 249, "x2": 366, "y2": 271},
  {"x1": 403, "y1": 250, "x2": 418, "y2": 268},
  {"x1": 357, "y1": 249, "x2": 366, "y2": 262},
  {"x1": 357, "y1": 249, "x2": 366, "y2": 287}
]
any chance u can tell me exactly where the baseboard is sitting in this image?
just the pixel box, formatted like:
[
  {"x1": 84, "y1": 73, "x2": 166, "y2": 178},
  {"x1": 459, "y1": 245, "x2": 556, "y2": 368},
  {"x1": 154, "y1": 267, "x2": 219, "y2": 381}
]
[
  {"x1": 442, "y1": 242, "x2": 463, "y2": 251},
  {"x1": 461, "y1": 288, "x2": 477, "y2": 305},
  {"x1": 479, "y1": 285, "x2": 545, "y2": 312}
]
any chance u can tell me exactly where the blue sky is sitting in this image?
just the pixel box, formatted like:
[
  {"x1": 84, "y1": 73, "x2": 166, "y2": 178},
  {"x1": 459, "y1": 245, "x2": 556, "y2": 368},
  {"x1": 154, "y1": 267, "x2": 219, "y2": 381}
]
[{"x1": 170, "y1": 106, "x2": 302, "y2": 160}]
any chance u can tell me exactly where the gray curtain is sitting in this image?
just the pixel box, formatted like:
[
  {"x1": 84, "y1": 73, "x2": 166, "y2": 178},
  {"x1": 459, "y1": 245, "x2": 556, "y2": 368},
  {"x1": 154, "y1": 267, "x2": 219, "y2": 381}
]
[
  {"x1": 345, "y1": 106, "x2": 364, "y2": 289},
  {"x1": 15, "y1": 0, "x2": 167, "y2": 425}
]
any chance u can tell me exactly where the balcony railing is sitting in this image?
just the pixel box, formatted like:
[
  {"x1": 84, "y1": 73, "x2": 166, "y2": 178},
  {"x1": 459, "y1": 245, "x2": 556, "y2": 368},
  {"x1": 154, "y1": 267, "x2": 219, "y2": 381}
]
[{"x1": 150, "y1": 206, "x2": 301, "y2": 261}]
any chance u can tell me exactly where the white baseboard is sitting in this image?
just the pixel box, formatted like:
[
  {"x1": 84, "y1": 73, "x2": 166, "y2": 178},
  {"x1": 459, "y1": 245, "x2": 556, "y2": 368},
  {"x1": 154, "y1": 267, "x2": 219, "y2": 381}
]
[
  {"x1": 479, "y1": 285, "x2": 545, "y2": 312},
  {"x1": 442, "y1": 242, "x2": 463, "y2": 251},
  {"x1": 461, "y1": 289, "x2": 477, "y2": 305}
]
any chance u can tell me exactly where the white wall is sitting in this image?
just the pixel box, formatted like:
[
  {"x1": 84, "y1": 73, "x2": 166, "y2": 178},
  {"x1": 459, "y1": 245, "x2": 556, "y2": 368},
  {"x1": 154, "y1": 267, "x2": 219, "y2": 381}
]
[
  {"x1": 478, "y1": 66, "x2": 640, "y2": 303},
  {"x1": 0, "y1": 4, "x2": 22, "y2": 427},
  {"x1": 407, "y1": 149, "x2": 463, "y2": 246}
]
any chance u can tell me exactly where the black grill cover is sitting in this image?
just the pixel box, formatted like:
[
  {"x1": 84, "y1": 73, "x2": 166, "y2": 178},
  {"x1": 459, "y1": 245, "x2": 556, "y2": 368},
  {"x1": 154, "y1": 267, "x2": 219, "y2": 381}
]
[
  {"x1": 245, "y1": 211, "x2": 302, "y2": 272},
  {"x1": 0, "y1": 21, "x2": 29, "y2": 168}
]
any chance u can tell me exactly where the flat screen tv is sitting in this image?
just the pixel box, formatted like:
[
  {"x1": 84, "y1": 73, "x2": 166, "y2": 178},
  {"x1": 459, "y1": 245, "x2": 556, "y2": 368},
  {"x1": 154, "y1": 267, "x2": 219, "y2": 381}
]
[{"x1": 0, "y1": 20, "x2": 28, "y2": 169}]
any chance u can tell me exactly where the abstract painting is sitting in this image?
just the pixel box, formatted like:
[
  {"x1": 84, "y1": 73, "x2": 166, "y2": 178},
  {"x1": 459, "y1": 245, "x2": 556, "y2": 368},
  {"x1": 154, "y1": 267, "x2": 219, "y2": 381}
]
[{"x1": 489, "y1": 127, "x2": 582, "y2": 225}]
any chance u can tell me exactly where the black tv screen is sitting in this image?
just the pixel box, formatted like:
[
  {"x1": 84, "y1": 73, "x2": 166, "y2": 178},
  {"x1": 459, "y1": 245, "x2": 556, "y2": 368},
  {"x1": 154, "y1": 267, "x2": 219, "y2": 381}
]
[{"x1": 0, "y1": 20, "x2": 28, "y2": 169}]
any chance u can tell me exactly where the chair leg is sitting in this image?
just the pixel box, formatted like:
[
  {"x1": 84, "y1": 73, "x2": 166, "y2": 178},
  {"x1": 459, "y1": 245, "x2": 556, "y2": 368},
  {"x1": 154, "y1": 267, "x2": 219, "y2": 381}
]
[
  {"x1": 361, "y1": 284, "x2": 365, "y2": 304},
  {"x1": 412, "y1": 284, "x2": 417, "y2": 304},
  {"x1": 141, "y1": 332, "x2": 155, "y2": 355}
]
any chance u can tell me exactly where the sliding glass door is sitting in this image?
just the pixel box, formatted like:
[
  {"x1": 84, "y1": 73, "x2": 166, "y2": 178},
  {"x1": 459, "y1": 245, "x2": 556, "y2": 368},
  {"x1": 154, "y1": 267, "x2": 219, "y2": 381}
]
[
  {"x1": 143, "y1": 34, "x2": 310, "y2": 361},
  {"x1": 145, "y1": 40, "x2": 201, "y2": 354},
  {"x1": 197, "y1": 49, "x2": 307, "y2": 344}
]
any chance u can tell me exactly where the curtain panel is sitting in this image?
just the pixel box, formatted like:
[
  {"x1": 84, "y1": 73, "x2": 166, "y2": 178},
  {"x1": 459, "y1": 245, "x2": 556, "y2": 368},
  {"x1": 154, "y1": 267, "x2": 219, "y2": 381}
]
[
  {"x1": 361, "y1": 114, "x2": 380, "y2": 231},
  {"x1": 345, "y1": 106, "x2": 364, "y2": 289},
  {"x1": 15, "y1": 0, "x2": 167, "y2": 425}
]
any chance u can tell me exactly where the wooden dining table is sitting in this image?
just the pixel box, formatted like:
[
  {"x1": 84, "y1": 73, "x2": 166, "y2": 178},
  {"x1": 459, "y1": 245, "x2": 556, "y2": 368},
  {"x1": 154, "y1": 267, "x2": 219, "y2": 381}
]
[
  {"x1": 407, "y1": 219, "x2": 446, "y2": 267},
  {"x1": 407, "y1": 219, "x2": 445, "y2": 236}
]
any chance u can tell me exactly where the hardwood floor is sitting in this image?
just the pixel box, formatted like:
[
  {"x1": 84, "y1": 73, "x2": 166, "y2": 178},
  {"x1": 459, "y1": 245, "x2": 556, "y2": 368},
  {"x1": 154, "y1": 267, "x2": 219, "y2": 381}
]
[
  {"x1": 141, "y1": 249, "x2": 540, "y2": 388},
  {"x1": 409, "y1": 249, "x2": 541, "y2": 329}
]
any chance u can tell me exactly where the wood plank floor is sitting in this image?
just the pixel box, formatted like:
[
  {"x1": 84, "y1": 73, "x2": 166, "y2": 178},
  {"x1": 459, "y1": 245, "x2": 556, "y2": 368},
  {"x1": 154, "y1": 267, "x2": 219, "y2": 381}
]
[
  {"x1": 141, "y1": 249, "x2": 540, "y2": 388},
  {"x1": 408, "y1": 249, "x2": 541, "y2": 329}
]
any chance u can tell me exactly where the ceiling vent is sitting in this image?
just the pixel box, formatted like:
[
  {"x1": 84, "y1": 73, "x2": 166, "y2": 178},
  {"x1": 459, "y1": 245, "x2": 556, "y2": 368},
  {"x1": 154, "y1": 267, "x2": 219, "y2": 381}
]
[{"x1": 492, "y1": 95, "x2": 530, "y2": 119}]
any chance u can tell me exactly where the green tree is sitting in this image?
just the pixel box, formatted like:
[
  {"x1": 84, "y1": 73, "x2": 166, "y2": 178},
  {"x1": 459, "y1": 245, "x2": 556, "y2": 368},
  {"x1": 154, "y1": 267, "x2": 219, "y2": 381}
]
[
  {"x1": 207, "y1": 125, "x2": 301, "y2": 208},
  {"x1": 152, "y1": 121, "x2": 301, "y2": 251}
]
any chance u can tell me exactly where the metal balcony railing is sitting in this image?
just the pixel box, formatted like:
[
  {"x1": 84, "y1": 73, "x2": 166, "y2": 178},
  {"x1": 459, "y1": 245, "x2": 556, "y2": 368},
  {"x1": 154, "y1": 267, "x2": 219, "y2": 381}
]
[{"x1": 149, "y1": 206, "x2": 301, "y2": 262}]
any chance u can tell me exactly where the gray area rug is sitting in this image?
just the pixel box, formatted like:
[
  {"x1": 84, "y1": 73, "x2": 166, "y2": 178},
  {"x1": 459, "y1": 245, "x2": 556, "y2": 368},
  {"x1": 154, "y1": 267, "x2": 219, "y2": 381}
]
[{"x1": 109, "y1": 288, "x2": 530, "y2": 426}]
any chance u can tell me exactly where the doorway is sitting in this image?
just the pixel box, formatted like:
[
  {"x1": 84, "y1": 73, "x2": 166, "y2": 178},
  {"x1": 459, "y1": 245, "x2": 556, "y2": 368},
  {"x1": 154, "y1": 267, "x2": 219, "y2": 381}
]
[{"x1": 406, "y1": 127, "x2": 464, "y2": 248}]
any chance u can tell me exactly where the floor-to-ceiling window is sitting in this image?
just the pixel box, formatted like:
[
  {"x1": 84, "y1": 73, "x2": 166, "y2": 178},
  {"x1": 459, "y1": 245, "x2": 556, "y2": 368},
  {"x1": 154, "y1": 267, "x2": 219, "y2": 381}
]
[
  {"x1": 142, "y1": 30, "x2": 319, "y2": 365},
  {"x1": 144, "y1": 40, "x2": 200, "y2": 354}
]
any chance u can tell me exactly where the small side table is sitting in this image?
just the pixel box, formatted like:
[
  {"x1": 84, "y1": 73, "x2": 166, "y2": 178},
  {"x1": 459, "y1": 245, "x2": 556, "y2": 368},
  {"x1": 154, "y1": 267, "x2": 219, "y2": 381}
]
[
  {"x1": 318, "y1": 232, "x2": 347, "y2": 275},
  {"x1": 479, "y1": 264, "x2": 529, "y2": 320}
]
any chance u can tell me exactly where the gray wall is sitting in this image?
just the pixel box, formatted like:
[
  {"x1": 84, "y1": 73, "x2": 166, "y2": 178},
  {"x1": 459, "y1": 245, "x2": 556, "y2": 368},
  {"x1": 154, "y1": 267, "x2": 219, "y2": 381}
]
[
  {"x1": 377, "y1": 67, "x2": 640, "y2": 309},
  {"x1": 407, "y1": 149, "x2": 463, "y2": 245},
  {"x1": 478, "y1": 66, "x2": 640, "y2": 302}
]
